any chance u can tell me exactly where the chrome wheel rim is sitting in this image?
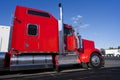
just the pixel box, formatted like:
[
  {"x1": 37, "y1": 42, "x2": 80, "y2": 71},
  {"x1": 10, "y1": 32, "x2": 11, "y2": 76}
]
[{"x1": 91, "y1": 55, "x2": 100, "y2": 66}]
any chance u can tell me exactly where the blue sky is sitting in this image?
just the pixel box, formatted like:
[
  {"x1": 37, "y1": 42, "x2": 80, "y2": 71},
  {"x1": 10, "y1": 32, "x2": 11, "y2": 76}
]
[{"x1": 0, "y1": 0, "x2": 120, "y2": 49}]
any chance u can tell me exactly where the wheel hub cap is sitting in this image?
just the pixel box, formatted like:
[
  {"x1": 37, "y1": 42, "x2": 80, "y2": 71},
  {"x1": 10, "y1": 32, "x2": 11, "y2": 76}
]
[{"x1": 91, "y1": 55, "x2": 100, "y2": 66}]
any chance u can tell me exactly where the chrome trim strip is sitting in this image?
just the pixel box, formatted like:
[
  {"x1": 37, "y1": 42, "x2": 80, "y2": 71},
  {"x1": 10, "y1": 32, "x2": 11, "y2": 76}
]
[
  {"x1": 18, "y1": 56, "x2": 33, "y2": 64},
  {"x1": 33, "y1": 55, "x2": 46, "y2": 64}
]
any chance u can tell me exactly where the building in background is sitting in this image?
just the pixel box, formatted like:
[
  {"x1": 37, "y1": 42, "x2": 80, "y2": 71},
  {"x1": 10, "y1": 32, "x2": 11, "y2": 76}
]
[
  {"x1": 105, "y1": 49, "x2": 120, "y2": 57},
  {"x1": 0, "y1": 25, "x2": 10, "y2": 52}
]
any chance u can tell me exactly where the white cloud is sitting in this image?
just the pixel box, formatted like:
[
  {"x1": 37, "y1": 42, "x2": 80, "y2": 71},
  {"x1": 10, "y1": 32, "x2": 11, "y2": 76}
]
[
  {"x1": 71, "y1": 15, "x2": 89, "y2": 29},
  {"x1": 77, "y1": 15, "x2": 82, "y2": 19},
  {"x1": 71, "y1": 15, "x2": 83, "y2": 21},
  {"x1": 73, "y1": 21, "x2": 77, "y2": 24},
  {"x1": 79, "y1": 24, "x2": 89, "y2": 29},
  {"x1": 72, "y1": 17, "x2": 76, "y2": 21}
]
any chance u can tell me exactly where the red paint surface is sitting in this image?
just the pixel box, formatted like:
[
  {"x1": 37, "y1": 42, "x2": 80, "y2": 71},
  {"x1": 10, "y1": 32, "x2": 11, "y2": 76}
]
[
  {"x1": 11, "y1": 6, "x2": 59, "y2": 53},
  {"x1": 66, "y1": 36, "x2": 76, "y2": 51},
  {"x1": 79, "y1": 39, "x2": 102, "y2": 62}
]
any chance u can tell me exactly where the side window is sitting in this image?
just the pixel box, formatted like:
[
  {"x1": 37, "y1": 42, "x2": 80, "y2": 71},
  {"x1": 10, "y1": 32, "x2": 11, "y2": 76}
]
[
  {"x1": 64, "y1": 27, "x2": 72, "y2": 36},
  {"x1": 28, "y1": 10, "x2": 50, "y2": 18},
  {"x1": 28, "y1": 24, "x2": 38, "y2": 36}
]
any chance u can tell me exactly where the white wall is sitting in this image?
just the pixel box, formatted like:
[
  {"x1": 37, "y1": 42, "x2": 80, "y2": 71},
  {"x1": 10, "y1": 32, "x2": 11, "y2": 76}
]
[
  {"x1": 105, "y1": 49, "x2": 120, "y2": 56},
  {"x1": 0, "y1": 25, "x2": 10, "y2": 52}
]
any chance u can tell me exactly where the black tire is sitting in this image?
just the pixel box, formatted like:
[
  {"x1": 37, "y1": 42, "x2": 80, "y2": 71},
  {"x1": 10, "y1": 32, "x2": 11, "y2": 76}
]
[
  {"x1": 116, "y1": 54, "x2": 120, "y2": 57},
  {"x1": 81, "y1": 63, "x2": 88, "y2": 69},
  {"x1": 88, "y1": 53, "x2": 102, "y2": 69}
]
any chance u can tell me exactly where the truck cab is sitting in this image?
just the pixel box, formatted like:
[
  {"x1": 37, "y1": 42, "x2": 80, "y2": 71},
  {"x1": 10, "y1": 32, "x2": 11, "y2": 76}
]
[{"x1": 0, "y1": 5, "x2": 104, "y2": 71}]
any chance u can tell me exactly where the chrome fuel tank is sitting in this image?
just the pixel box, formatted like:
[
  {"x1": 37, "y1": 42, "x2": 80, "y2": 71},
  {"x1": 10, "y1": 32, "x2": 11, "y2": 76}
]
[{"x1": 10, "y1": 54, "x2": 53, "y2": 71}]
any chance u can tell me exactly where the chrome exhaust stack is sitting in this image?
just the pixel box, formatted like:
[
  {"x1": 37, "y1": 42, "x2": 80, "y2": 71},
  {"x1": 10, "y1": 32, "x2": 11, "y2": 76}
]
[
  {"x1": 58, "y1": 3, "x2": 64, "y2": 53},
  {"x1": 59, "y1": 3, "x2": 63, "y2": 21}
]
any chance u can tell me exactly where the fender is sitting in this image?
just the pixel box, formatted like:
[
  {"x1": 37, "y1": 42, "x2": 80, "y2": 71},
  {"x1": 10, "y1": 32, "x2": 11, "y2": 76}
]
[
  {"x1": 79, "y1": 48, "x2": 102, "y2": 62},
  {"x1": 79, "y1": 39, "x2": 102, "y2": 62}
]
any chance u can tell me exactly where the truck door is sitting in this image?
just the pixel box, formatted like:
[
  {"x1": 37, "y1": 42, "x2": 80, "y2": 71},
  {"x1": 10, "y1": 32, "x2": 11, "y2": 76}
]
[
  {"x1": 64, "y1": 27, "x2": 76, "y2": 51},
  {"x1": 58, "y1": 27, "x2": 79, "y2": 65},
  {"x1": 24, "y1": 24, "x2": 39, "y2": 51}
]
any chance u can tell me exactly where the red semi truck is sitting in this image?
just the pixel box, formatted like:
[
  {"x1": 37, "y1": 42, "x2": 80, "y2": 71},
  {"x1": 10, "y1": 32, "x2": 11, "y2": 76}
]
[{"x1": 0, "y1": 4, "x2": 104, "y2": 72}]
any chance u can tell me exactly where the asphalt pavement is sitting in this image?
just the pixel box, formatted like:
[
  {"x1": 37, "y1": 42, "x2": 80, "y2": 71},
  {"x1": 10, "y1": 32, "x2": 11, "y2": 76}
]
[{"x1": 0, "y1": 56, "x2": 120, "y2": 80}]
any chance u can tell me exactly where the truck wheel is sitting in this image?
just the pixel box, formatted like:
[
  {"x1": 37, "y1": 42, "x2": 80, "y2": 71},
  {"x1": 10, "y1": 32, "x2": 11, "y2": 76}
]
[
  {"x1": 89, "y1": 53, "x2": 102, "y2": 69},
  {"x1": 116, "y1": 54, "x2": 120, "y2": 57},
  {"x1": 81, "y1": 63, "x2": 88, "y2": 69}
]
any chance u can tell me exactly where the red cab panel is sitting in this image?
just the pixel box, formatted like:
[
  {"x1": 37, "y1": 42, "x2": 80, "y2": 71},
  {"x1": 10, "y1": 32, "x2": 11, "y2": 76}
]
[
  {"x1": 66, "y1": 36, "x2": 76, "y2": 51},
  {"x1": 82, "y1": 39, "x2": 95, "y2": 49},
  {"x1": 11, "y1": 6, "x2": 59, "y2": 53}
]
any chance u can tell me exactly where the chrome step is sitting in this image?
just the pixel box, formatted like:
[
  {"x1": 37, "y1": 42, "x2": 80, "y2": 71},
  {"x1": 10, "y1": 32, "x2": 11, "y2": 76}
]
[{"x1": 57, "y1": 53, "x2": 79, "y2": 65}]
